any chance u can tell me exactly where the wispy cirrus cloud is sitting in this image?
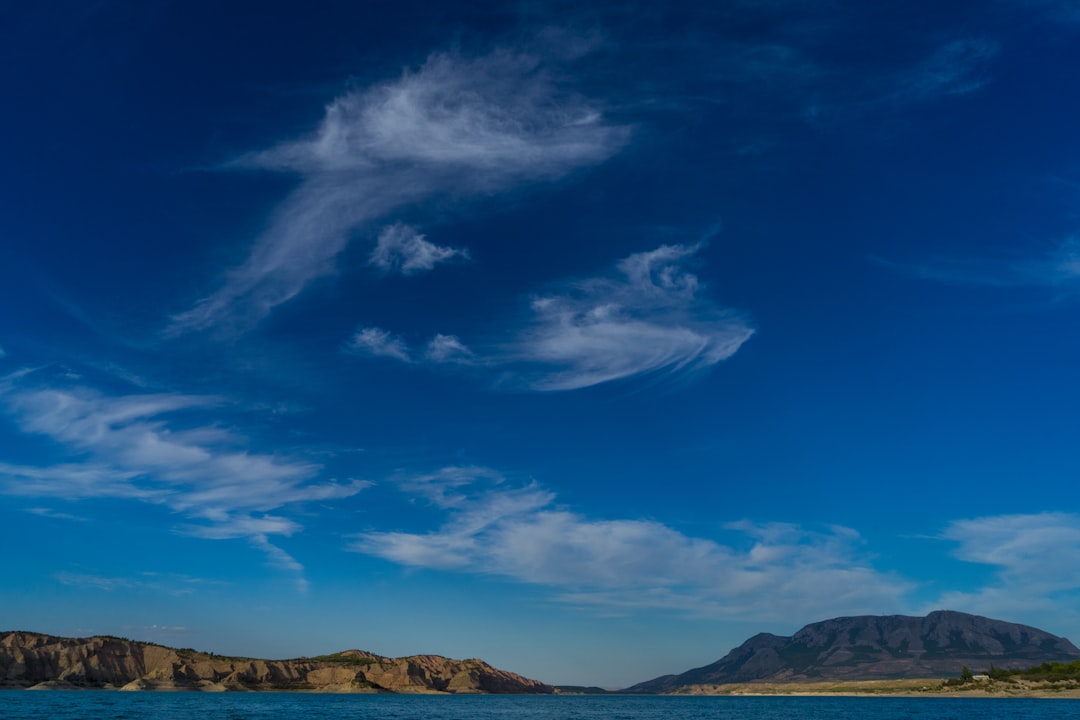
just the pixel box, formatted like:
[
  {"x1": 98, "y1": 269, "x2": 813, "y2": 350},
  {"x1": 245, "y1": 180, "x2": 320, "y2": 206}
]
[
  {"x1": 54, "y1": 572, "x2": 139, "y2": 592},
  {"x1": 668, "y1": 29, "x2": 999, "y2": 135},
  {"x1": 55, "y1": 571, "x2": 219, "y2": 596},
  {"x1": 800, "y1": 36, "x2": 1001, "y2": 121},
  {"x1": 899, "y1": 38, "x2": 1000, "y2": 101},
  {"x1": 169, "y1": 48, "x2": 629, "y2": 335},
  {"x1": 24, "y1": 506, "x2": 87, "y2": 522},
  {"x1": 0, "y1": 371, "x2": 367, "y2": 589},
  {"x1": 369, "y1": 224, "x2": 468, "y2": 276},
  {"x1": 510, "y1": 243, "x2": 753, "y2": 390},
  {"x1": 876, "y1": 237, "x2": 1080, "y2": 291},
  {"x1": 349, "y1": 467, "x2": 910, "y2": 621},
  {"x1": 345, "y1": 243, "x2": 754, "y2": 391},
  {"x1": 931, "y1": 512, "x2": 1080, "y2": 624}
]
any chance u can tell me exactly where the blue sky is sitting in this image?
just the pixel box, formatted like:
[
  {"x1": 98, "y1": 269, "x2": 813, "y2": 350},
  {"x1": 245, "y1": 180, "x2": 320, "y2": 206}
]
[{"x1": 3, "y1": 0, "x2": 1080, "y2": 689}]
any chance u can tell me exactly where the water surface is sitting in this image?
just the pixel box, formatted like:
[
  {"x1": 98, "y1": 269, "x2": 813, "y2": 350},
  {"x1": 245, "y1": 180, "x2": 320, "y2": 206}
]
[{"x1": 1, "y1": 693, "x2": 1075, "y2": 720}]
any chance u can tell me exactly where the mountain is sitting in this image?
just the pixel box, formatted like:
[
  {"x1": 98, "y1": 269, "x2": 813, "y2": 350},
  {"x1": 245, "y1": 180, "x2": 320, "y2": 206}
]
[
  {"x1": 0, "y1": 631, "x2": 552, "y2": 693},
  {"x1": 624, "y1": 611, "x2": 1080, "y2": 693}
]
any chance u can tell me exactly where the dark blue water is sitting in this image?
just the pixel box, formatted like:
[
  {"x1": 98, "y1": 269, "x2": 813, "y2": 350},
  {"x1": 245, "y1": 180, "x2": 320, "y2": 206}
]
[{"x1": 0, "y1": 693, "x2": 1075, "y2": 720}]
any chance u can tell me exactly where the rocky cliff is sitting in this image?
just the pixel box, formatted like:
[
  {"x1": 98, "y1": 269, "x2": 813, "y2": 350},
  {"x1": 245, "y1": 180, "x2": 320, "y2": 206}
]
[
  {"x1": 624, "y1": 611, "x2": 1080, "y2": 693},
  {"x1": 0, "y1": 632, "x2": 552, "y2": 693}
]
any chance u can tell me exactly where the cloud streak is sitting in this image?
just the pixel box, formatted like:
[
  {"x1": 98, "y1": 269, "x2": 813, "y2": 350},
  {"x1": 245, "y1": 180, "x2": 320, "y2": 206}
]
[
  {"x1": 510, "y1": 243, "x2": 753, "y2": 390},
  {"x1": 899, "y1": 38, "x2": 999, "y2": 100},
  {"x1": 54, "y1": 571, "x2": 218, "y2": 596},
  {"x1": 169, "y1": 49, "x2": 628, "y2": 335},
  {"x1": 876, "y1": 237, "x2": 1080, "y2": 291},
  {"x1": 24, "y1": 506, "x2": 87, "y2": 522},
  {"x1": 0, "y1": 371, "x2": 368, "y2": 586},
  {"x1": 932, "y1": 512, "x2": 1080, "y2": 623},
  {"x1": 345, "y1": 243, "x2": 754, "y2": 390},
  {"x1": 349, "y1": 467, "x2": 910, "y2": 621}
]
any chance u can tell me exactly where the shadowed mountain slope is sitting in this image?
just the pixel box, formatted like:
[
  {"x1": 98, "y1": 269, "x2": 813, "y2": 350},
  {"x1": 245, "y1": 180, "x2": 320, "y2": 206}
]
[{"x1": 624, "y1": 611, "x2": 1080, "y2": 693}]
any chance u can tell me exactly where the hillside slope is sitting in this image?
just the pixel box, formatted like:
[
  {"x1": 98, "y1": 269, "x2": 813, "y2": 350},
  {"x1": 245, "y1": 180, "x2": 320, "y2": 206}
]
[
  {"x1": 624, "y1": 611, "x2": 1080, "y2": 693},
  {"x1": 0, "y1": 631, "x2": 552, "y2": 693}
]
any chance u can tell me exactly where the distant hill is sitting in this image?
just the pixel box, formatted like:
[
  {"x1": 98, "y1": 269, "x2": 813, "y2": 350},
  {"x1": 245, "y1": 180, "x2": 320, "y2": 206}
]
[
  {"x1": 554, "y1": 685, "x2": 614, "y2": 694},
  {"x1": 0, "y1": 631, "x2": 552, "y2": 693},
  {"x1": 624, "y1": 611, "x2": 1080, "y2": 693}
]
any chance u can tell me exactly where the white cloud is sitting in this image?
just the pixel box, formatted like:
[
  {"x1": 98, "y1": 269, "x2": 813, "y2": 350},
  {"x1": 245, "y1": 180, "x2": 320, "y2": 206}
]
[
  {"x1": 924, "y1": 513, "x2": 1080, "y2": 636},
  {"x1": 424, "y1": 334, "x2": 474, "y2": 364},
  {"x1": 0, "y1": 461, "x2": 158, "y2": 501},
  {"x1": 345, "y1": 243, "x2": 754, "y2": 391},
  {"x1": 939, "y1": 512, "x2": 1080, "y2": 599},
  {"x1": 346, "y1": 329, "x2": 475, "y2": 365},
  {"x1": 512, "y1": 244, "x2": 753, "y2": 390},
  {"x1": 248, "y1": 50, "x2": 624, "y2": 175},
  {"x1": 370, "y1": 224, "x2": 467, "y2": 275},
  {"x1": 349, "y1": 467, "x2": 910, "y2": 621},
  {"x1": 0, "y1": 345, "x2": 6, "y2": 359},
  {"x1": 169, "y1": 49, "x2": 628, "y2": 335},
  {"x1": 251, "y1": 535, "x2": 310, "y2": 594},
  {"x1": 347, "y1": 326, "x2": 412, "y2": 362},
  {"x1": 0, "y1": 374, "x2": 368, "y2": 586},
  {"x1": 396, "y1": 465, "x2": 505, "y2": 509},
  {"x1": 24, "y1": 506, "x2": 87, "y2": 522},
  {"x1": 178, "y1": 514, "x2": 301, "y2": 540},
  {"x1": 945, "y1": 513, "x2": 1080, "y2": 570}
]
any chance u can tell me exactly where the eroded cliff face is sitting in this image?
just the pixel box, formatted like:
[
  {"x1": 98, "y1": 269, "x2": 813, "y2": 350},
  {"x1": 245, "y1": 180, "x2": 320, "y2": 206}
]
[{"x1": 0, "y1": 632, "x2": 552, "y2": 694}]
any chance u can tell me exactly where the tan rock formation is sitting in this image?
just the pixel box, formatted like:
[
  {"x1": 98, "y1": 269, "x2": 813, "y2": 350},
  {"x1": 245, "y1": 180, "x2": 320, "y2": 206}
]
[{"x1": 0, "y1": 631, "x2": 552, "y2": 694}]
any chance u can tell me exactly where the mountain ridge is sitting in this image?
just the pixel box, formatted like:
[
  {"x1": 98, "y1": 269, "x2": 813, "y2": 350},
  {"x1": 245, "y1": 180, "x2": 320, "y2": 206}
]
[
  {"x1": 0, "y1": 631, "x2": 552, "y2": 693},
  {"x1": 624, "y1": 611, "x2": 1080, "y2": 693}
]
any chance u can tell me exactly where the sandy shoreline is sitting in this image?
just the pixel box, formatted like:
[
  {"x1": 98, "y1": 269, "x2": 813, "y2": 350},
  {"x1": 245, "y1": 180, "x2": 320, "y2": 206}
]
[
  {"x1": 10, "y1": 678, "x2": 1080, "y2": 698},
  {"x1": 667, "y1": 679, "x2": 1080, "y2": 698}
]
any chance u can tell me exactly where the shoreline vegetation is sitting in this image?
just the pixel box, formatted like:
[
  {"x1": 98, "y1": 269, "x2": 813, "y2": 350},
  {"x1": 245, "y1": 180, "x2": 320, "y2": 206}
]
[
  {"x1": 635, "y1": 662, "x2": 1080, "y2": 698},
  {"x1": 624, "y1": 611, "x2": 1080, "y2": 695},
  {"x1": 659, "y1": 678, "x2": 1080, "y2": 698}
]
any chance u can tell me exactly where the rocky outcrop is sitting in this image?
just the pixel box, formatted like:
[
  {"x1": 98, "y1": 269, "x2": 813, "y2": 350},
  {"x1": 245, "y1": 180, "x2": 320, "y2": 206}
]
[
  {"x1": 0, "y1": 632, "x2": 552, "y2": 693},
  {"x1": 624, "y1": 611, "x2": 1080, "y2": 693}
]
